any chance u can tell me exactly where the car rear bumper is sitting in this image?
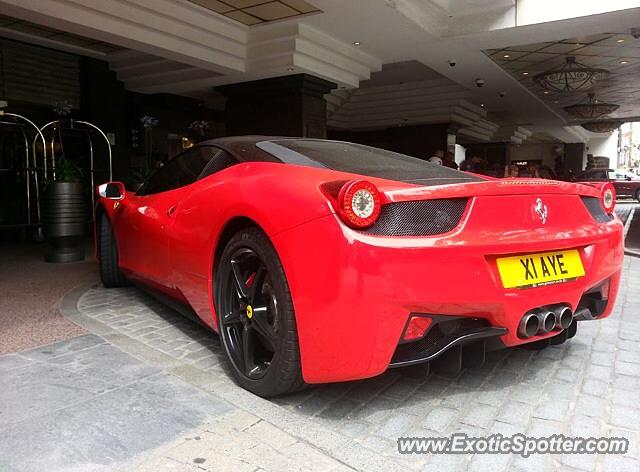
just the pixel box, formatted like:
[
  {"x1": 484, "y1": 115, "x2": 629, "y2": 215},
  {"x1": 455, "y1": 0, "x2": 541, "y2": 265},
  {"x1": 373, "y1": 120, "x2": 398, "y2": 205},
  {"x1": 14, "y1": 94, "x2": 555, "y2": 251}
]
[{"x1": 273, "y1": 209, "x2": 624, "y2": 384}]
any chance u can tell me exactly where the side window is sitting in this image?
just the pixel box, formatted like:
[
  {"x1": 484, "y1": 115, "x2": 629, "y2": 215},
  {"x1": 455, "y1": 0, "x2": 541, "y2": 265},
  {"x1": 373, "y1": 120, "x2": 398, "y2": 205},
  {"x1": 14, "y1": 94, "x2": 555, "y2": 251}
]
[
  {"x1": 199, "y1": 150, "x2": 239, "y2": 179},
  {"x1": 139, "y1": 146, "x2": 217, "y2": 195}
]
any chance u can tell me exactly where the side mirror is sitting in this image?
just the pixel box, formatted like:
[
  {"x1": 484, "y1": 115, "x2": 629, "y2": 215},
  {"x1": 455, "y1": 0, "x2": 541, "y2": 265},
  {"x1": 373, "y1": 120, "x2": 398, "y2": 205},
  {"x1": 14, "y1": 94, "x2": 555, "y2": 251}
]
[
  {"x1": 97, "y1": 182, "x2": 125, "y2": 200},
  {"x1": 626, "y1": 176, "x2": 632, "y2": 181}
]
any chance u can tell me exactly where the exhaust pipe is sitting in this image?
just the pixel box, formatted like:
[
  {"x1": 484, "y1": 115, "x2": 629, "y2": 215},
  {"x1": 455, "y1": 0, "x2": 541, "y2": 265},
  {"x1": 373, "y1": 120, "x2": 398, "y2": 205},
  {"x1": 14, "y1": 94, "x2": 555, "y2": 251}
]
[
  {"x1": 536, "y1": 310, "x2": 556, "y2": 334},
  {"x1": 573, "y1": 307, "x2": 595, "y2": 321},
  {"x1": 553, "y1": 305, "x2": 573, "y2": 330},
  {"x1": 518, "y1": 312, "x2": 541, "y2": 338}
]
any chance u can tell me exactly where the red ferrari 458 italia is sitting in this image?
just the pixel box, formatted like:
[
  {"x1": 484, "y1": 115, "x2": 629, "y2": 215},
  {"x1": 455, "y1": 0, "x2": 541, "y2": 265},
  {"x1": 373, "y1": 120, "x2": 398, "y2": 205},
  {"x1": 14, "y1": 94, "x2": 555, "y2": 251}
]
[{"x1": 96, "y1": 137, "x2": 623, "y2": 397}]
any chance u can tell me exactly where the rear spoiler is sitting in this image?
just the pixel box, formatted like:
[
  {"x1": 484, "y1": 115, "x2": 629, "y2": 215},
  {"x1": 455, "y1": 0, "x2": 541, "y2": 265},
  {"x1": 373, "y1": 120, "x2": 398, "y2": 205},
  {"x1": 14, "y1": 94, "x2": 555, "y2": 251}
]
[{"x1": 381, "y1": 179, "x2": 603, "y2": 203}]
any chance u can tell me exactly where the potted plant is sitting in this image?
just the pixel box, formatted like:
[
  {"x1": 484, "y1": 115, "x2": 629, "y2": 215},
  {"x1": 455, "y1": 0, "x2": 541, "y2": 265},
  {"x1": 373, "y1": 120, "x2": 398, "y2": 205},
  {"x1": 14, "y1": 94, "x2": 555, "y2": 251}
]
[
  {"x1": 41, "y1": 158, "x2": 86, "y2": 262},
  {"x1": 189, "y1": 119, "x2": 210, "y2": 143}
]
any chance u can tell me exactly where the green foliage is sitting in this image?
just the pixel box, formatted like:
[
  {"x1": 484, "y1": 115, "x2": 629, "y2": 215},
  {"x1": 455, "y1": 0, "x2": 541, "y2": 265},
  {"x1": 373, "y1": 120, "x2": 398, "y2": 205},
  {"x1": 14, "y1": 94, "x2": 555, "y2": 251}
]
[
  {"x1": 128, "y1": 167, "x2": 153, "y2": 185},
  {"x1": 54, "y1": 157, "x2": 83, "y2": 183}
]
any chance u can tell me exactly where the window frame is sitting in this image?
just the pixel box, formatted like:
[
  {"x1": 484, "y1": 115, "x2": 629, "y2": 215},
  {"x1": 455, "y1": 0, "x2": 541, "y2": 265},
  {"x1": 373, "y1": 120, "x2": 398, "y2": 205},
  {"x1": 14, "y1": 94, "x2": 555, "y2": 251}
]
[
  {"x1": 136, "y1": 145, "x2": 220, "y2": 196},
  {"x1": 197, "y1": 147, "x2": 240, "y2": 180}
]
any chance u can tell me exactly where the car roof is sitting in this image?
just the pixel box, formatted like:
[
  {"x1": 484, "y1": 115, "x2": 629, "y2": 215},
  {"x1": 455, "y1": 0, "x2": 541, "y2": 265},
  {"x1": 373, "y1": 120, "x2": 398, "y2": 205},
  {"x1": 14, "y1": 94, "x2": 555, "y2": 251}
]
[
  {"x1": 198, "y1": 136, "x2": 296, "y2": 163},
  {"x1": 198, "y1": 136, "x2": 480, "y2": 186},
  {"x1": 200, "y1": 135, "x2": 275, "y2": 146}
]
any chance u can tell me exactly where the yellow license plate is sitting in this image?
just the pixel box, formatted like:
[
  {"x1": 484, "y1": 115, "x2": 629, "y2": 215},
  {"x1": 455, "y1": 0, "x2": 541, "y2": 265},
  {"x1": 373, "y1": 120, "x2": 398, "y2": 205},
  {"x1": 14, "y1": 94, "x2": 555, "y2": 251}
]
[{"x1": 496, "y1": 249, "x2": 585, "y2": 289}]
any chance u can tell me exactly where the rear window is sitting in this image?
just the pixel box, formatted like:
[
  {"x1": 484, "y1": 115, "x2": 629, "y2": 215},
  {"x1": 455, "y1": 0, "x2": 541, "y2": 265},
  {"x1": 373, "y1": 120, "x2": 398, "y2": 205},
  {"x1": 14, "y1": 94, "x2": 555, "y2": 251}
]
[{"x1": 257, "y1": 139, "x2": 481, "y2": 185}]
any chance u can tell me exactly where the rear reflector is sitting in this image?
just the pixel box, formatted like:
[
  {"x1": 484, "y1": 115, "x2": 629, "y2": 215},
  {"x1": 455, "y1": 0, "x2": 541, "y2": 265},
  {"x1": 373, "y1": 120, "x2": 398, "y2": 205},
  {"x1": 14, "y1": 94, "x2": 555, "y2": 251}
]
[{"x1": 402, "y1": 316, "x2": 433, "y2": 341}]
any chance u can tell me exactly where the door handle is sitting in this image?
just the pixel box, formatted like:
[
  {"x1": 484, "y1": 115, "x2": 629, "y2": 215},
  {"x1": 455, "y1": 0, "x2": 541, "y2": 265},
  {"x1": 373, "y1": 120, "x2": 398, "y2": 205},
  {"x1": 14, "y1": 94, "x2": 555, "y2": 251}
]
[{"x1": 167, "y1": 205, "x2": 177, "y2": 217}]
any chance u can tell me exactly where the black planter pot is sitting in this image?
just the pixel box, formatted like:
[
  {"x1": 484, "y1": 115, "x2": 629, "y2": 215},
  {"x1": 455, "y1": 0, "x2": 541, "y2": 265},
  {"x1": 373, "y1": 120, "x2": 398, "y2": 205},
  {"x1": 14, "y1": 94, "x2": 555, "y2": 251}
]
[{"x1": 42, "y1": 181, "x2": 86, "y2": 263}]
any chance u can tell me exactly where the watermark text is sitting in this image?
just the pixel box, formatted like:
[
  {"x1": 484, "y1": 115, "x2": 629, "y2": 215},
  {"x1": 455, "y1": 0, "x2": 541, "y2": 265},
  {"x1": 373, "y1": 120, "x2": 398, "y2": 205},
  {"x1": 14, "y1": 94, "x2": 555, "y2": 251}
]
[{"x1": 398, "y1": 433, "x2": 629, "y2": 457}]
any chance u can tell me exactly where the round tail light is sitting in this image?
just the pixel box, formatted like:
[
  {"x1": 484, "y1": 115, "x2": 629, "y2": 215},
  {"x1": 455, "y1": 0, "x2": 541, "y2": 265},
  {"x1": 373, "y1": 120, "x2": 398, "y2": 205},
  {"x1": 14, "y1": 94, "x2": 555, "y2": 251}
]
[
  {"x1": 601, "y1": 182, "x2": 616, "y2": 214},
  {"x1": 337, "y1": 180, "x2": 382, "y2": 229}
]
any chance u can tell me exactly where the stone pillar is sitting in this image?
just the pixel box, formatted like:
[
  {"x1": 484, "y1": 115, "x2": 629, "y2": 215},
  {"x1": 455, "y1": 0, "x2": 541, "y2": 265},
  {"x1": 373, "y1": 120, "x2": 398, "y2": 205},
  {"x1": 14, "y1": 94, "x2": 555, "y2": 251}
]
[
  {"x1": 565, "y1": 142, "x2": 586, "y2": 173},
  {"x1": 80, "y1": 57, "x2": 128, "y2": 181},
  {"x1": 217, "y1": 74, "x2": 336, "y2": 138}
]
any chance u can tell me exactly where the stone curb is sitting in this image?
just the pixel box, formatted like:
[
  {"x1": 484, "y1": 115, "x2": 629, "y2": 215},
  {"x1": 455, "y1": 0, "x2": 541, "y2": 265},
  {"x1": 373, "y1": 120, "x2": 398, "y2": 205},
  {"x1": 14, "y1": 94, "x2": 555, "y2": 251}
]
[
  {"x1": 59, "y1": 285, "x2": 414, "y2": 472},
  {"x1": 624, "y1": 249, "x2": 640, "y2": 258}
]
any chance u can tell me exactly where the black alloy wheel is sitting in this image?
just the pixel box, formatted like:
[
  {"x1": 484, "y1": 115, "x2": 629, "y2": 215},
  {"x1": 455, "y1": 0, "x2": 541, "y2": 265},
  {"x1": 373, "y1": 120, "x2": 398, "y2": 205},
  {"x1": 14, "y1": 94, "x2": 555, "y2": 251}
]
[
  {"x1": 215, "y1": 228, "x2": 304, "y2": 397},
  {"x1": 219, "y1": 247, "x2": 278, "y2": 379}
]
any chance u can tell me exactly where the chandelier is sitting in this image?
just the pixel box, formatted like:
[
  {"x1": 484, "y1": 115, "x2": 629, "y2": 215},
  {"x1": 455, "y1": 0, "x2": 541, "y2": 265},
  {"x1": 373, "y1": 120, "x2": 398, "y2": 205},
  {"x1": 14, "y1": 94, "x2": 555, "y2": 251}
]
[
  {"x1": 534, "y1": 56, "x2": 608, "y2": 92},
  {"x1": 581, "y1": 120, "x2": 623, "y2": 133},
  {"x1": 563, "y1": 93, "x2": 619, "y2": 119}
]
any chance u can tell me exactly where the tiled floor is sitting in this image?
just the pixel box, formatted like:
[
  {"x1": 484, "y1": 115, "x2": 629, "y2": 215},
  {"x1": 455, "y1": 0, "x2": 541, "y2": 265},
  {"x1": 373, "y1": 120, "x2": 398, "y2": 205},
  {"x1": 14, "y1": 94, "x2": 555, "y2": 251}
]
[{"x1": 0, "y1": 241, "x2": 97, "y2": 354}]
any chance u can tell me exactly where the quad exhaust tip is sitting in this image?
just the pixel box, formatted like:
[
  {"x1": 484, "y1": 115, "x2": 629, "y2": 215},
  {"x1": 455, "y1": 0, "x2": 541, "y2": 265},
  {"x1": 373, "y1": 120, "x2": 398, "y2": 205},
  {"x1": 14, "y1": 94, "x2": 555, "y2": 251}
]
[
  {"x1": 518, "y1": 305, "x2": 574, "y2": 338},
  {"x1": 553, "y1": 305, "x2": 573, "y2": 330},
  {"x1": 536, "y1": 310, "x2": 556, "y2": 334},
  {"x1": 518, "y1": 313, "x2": 540, "y2": 338}
]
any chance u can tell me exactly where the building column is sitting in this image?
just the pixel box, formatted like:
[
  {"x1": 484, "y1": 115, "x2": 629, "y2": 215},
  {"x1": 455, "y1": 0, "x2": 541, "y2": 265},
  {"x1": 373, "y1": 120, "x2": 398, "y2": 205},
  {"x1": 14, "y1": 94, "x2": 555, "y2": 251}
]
[{"x1": 217, "y1": 74, "x2": 336, "y2": 138}]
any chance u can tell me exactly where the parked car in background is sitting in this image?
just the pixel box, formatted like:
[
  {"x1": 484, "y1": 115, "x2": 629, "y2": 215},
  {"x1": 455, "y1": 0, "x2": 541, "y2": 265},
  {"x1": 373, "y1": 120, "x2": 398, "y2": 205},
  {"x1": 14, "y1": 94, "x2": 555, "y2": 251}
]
[{"x1": 574, "y1": 168, "x2": 640, "y2": 201}]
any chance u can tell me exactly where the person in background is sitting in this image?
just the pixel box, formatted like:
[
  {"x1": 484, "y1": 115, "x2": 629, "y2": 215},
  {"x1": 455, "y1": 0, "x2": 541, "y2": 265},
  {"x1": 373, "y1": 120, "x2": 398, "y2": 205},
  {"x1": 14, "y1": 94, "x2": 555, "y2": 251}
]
[
  {"x1": 443, "y1": 151, "x2": 458, "y2": 169},
  {"x1": 460, "y1": 154, "x2": 484, "y2": 173},
  {"x1": 459, "y1": 154, "x2": 472, "y2": 172},
  {"x1": 485, "y1": 162, "x2": 502, "y2": 178},
  {"x1": 504, "y1": 164, "x2": 519, "y2": 178},
  {"x1": 537, "y1": 165, "x2": 556, "y2": 179},
  {"x1": 428, "y1": 149, "x2": 444, "y2": 165},
  {"x1": 554, "y1": 156, "x2": 567, "y2": 179},
  {"x1": 520, "y1": 162, "x2": 540, "y2": 178}
]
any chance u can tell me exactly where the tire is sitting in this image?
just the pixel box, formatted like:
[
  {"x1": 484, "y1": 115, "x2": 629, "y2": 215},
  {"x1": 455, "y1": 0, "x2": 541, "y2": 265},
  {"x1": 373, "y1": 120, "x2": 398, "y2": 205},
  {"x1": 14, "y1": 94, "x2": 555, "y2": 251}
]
[
  {"x1": 635, "y1": 189, "x2": 640, "y2": 203},
  {"x1": 214, "y1": 227, "x2": 305, "y2": 397},
  {"x1": 99, "y1": 213, "x2": 129, "y2": 288}
]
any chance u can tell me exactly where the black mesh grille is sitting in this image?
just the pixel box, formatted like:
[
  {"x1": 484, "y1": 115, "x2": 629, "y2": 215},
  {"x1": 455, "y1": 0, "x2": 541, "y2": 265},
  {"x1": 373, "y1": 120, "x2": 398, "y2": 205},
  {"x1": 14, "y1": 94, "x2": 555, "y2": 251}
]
[
  {"x1": 581, "y1": 196, "x2": 614, "y2": 223},
  {"x1": 364, "y1": 198, "x2": 468, "y2": 236}
]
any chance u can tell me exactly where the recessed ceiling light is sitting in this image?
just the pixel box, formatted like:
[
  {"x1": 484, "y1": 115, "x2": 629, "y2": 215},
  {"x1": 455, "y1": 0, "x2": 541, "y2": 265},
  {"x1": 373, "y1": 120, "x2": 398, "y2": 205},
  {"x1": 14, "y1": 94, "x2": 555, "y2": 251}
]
[
  {"x1": 287, "y1": 67, "x2": 295, "y2": 71},
  {"x1": 353, "y1": 41, "x2": 361, "y2": 46},
  {"x1": 620, "y1": 60, "x2": 629, "y2": 64},
  {"x1": 554, "y1": 100, "x2": 559, "y2": 104},
  {"x1": 543, "y1": 91, "x2": 550, "y2": 94},
  {"x1": 522, "y1": 72, "x2": 529, "y2": 75},
  {"x1": 617, "y1": 39, "x2": 625, "y2": 43},
  {"x1": 480, "y1": 103, "x2": 485, "y2": 108},
  {"x1": 503, "y1": 54, "x2": 510, "y2": 58}
]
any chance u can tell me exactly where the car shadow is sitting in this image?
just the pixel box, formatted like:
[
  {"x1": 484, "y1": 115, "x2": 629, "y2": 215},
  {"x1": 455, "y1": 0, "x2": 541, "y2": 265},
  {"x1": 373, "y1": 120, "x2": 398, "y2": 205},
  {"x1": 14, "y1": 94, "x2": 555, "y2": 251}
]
[
  {"x1": 119, "y1": 286, "x2": 591, "y2": 435},
  {"x1": 271, "y1": 339, "x2": 586, "y2": 429}
]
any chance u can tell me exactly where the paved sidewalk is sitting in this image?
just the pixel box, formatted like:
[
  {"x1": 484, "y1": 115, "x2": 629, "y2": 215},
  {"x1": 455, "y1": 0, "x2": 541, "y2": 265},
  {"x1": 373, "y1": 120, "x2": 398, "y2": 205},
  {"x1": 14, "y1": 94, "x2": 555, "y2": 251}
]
[
  {"x1": 2, "y1": 258, "x2": 639, "y2": 471},
  {"x1": 0, "y1": 335, "x2": 231, "y2": 472},
  {"x1": 619, "y1": 202, "x2": 640, "y2": 255},
  {"x1": 614, "y1": 201, "x2": 636, "y2": 226}
]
